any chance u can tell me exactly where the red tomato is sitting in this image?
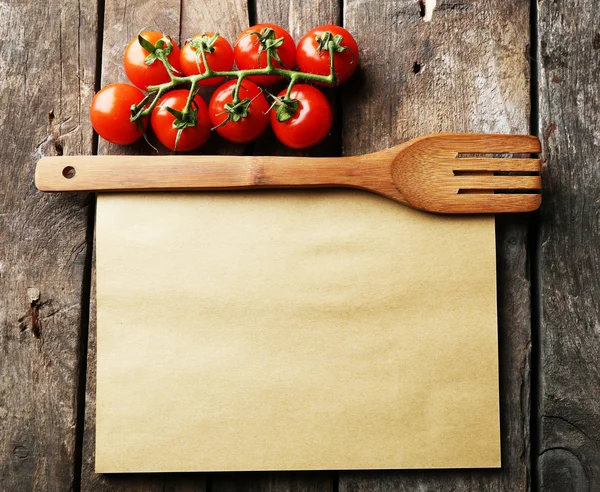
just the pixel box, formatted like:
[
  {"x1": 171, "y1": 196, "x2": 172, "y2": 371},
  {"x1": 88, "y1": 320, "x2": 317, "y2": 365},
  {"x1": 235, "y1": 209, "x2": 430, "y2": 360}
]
[
  {"x1": 90, "y1": 84, "x2": 147, "y2": 145},
  {"x1": 209, "y1": 80, "x2": 270, "y2": 143},
  {"x1": 180, "y1": 33, "x2": 234, "y2": 85},
  {"x1": 151, "y1": 90, "x2": 211, "y2": 151},
  {"x1": 234, "y1": 24, "x2": 296, "y2": 86},
  {"x1": 270, "y1": 85, "x2": 333, "y2": 149},
  {"x1": 124, "y1": 31, "x2": 182, "y2": 90},
  {"x1": 297, "y1": 25, "x2": 359, "y2": 85}
]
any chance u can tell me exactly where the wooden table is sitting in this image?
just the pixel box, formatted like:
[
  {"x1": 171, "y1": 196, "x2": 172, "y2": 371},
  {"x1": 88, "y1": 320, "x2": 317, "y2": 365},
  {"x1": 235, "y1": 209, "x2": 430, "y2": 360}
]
[{"x1": 1, "y1": 0, "x2": 597, "y2": 490}]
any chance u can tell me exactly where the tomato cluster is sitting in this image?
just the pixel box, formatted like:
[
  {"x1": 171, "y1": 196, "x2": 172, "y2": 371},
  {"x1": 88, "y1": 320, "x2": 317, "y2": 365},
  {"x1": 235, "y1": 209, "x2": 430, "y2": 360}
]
[{"x1": 90, "y1": 24, "x2": 358, "y2": 151}]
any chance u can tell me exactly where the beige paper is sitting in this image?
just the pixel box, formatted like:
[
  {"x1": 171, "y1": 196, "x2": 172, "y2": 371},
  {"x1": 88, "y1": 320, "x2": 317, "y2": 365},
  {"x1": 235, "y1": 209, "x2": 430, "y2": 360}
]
[{"x1": 95, "y1": 190, "x2": 500, "y2": 472}]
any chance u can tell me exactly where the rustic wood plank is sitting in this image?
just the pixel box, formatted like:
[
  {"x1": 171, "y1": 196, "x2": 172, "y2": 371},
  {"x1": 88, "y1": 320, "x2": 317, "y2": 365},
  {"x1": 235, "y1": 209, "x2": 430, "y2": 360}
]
[
  {"x1": 0, "y1": 0, "x2": 97, "y2": 490},
  {"x1": 181, "y1": 0, "x2": 248, "y2": 42},
  {"x1": 211, "y1": 473, "x2": 335, "y2": 492},
  {"x1": 80, "y1": 1, "x2": 184, "y2": 490},
  {"x1": 537, "y1": 1, "x2": 600, "y2": 490},
  {"x1": 81, "y1": 1, "x2": 249, "y2": 490},
  {"x1": 339, "y1": 0, "x2": 533, "y2": 490}
]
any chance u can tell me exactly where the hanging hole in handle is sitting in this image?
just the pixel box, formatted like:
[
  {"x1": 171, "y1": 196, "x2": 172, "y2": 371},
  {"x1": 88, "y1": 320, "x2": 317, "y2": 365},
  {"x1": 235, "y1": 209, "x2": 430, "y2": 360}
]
[{"x1": 62, "y1": 166, "x2": 76, "y2": 179}]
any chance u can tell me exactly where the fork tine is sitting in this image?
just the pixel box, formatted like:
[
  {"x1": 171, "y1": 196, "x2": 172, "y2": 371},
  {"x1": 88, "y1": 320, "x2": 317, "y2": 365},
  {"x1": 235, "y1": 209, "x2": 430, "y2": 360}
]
[
  {"x1": 455, "y1": 175, "x2": 541, "y2": 190},
  {"x1": 447, "y1": 193, "x2": 542, "y2": 213},
  {"x1": 440, "y1": 134, "x2": 541, "y2": 154},
  {"x1": 453, "y1": 158, "x2": 541, "y2": 172}
]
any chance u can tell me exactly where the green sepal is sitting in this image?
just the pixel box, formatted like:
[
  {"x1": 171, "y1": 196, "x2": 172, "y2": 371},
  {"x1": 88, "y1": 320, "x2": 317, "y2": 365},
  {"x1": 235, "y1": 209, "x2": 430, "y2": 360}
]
[
  {"x1": 224, "y1": 97, "x2": 251, "y2": 122},
  {"x1": 254, "y1": 27, "x2": 285, "y2": 66},
  {"x1": 190, "y1": 33, "x2": 220, "y2": 54},
  {"x1": 145, "y1": 53, "x2": 158, "y2": 66},
  {"x1": 264, "y1": 37, "x2": 284, "y2": 50},
  {"x1": 258, "y1": 41, "x2": 283, "y2": 64},
  {"x1": 316, "y1": 31, "x2": 348, "y2": 54},
  {"x1": 138, "y1": 34, "x2": 156, "y2": 53},
  {"x1": 174, "y1": 110, "x2": 198, "y2": 130},
  {"x1": 129, "y1": 93, "x2": 152, "y2": 122},
  {"x1": 140, "y1": 35, "x2": 174, "y2": 66},
  {"x1": 159, "y1": 37, "x2": 173, "y2": 56},
  {"x1": 166, "y1": 106, "x2": 185, "y2": 121},
  {"x1": 166, "y1": 105, "x2": 198, "y2": 129},
  {"x1": 173, "y1": 117, "x2": 194, "y2": 130},
  {"x1": 275, "y1": 98, "x2": 300, "y2": 123},
  {"x1": 154, "y1": 48, "x2": 178, "y2": 72},
  {"x1": 165, "y1": 103, "x2": 199, "y2": 150}
]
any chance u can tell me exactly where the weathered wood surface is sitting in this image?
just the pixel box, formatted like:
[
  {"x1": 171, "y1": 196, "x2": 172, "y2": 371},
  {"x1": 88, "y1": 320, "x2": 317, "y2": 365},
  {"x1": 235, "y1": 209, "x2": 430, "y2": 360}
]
[
  {"x1": 212, "y1": 474, "x2": 335, "y2": 492},
  {"x1": 80, "y1": 3, "x2": 182, "y2": 488},
  {"x1": 79, "y1": 1, "x2": 191, "y2": 491},
  {"x1": 79, "y1": 0, "x2": 249, "y2": 491},
  {"x1": 339, "y1": 0, "x2": 533, "y2": 491},
  {"x1": 537, "y1": 1, "x2": 600, "y2": 490},
  {"x1": 8, "y1": 0, "x2": 599, "y2": 490},
  {"x1": 0, "y1": 0, "x2": 97, "y2": 490},
  {"x1": 80, "y1": 1, "x2": 248, "y2": 491}
]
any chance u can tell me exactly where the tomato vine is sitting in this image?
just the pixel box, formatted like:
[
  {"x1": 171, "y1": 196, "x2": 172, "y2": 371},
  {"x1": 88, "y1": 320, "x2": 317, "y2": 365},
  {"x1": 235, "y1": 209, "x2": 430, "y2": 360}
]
[
  {"x1": 91, "y1": 24, "x2": 359, "y2": 150},
  {"x1": 131, "y1": 34, "x2": 339, "y2": 124}
]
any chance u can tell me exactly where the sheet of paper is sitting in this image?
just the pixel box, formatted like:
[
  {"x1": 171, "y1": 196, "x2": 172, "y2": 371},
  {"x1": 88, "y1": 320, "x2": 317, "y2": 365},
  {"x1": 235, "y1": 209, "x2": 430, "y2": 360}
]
[{"x1": 95, "y1": 190, "x2": 500, "y2": 472}]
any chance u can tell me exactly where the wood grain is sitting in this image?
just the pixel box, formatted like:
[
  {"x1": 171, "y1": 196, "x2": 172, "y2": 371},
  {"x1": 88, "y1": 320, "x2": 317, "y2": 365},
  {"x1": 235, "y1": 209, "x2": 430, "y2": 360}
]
[
  {"x1": 537, "y1": 0, "x2": 600, "y2": 489},
  {"x1": 211, "y1": 473, "x2": 335, "y2": 492},
  {"x1": 10, "y1": 0, "x2": 600, "y2": 487},
  {"x1": 339, "y1": 0, "x2": 534, "y2": 489},
  {"x1": 81, "y1": 0, "x2": 249, "y2": 490},
  {"x1": 35, "y1": 134, "x2": 542, "y2": 213},
  {"x1": 80, "y1": 1, "x2": 185, "y2": 490},
  {"x1": 0, "y1": 0, "x2": 97, "y2": 490}
]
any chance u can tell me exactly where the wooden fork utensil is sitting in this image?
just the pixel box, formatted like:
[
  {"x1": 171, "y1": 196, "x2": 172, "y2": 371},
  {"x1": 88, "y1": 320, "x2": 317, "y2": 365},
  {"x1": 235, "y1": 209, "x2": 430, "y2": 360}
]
[{"x1": 35, "y1": 133, "x2": 542, "y2": 214}]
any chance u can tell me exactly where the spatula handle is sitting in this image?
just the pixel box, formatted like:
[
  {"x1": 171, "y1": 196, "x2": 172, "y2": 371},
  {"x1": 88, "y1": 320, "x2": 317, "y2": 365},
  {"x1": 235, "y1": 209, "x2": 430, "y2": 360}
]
[{"x1": 35, "y1": 155, "x2": 365, "y2": 192}]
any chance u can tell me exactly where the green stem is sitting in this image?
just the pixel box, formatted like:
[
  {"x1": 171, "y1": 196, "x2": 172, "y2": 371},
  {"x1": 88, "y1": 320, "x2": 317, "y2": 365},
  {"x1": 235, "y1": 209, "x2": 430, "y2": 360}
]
[
  {"x1": 148, "y1": 88, "x2": 165, "y2": 111},
  {"x1": 183, "y1": 81, "x2": 198, "y2": 114},
  {"x1": 328, "y1": 44, "x2": 338, "y2": 85},
  {"x1": 148, "y1": 66, "x2": 334, "y2": 93},
  {"x1": 136, "y1": 48, "x2": 338, "y2": 122},
  {"x1": 232, "y1": 75, "x2": 244, "y2": 104},
  {"x1": 155, "y1": 51, "x2": 177, "y2": 81},
  {"x1": 285, "y1": 75, "x2": 298, "y2": 98},
  {"x1": 266, "y1": 50, "x2": 274, "y2": 70},
  {"x1": 198, "y1": 46, "x2": 214, "y2": 78},
  {"x1": 131, "y1": 86, "x2": 166, "y2": 121}
]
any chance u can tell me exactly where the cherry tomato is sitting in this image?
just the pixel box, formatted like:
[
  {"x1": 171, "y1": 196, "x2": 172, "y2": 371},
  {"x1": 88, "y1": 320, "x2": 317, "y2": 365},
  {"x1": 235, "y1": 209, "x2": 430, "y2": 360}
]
[
  {"x1": 208, "y1": 79, "x2": 270, "y2": 143},
  {"x1": 297, "y1": 25, "x2": 359, "y2": 85},
  {"x1": 234, "y1": 24, "x2": 296, "y2": 86},
  {"x1": 180, "y1": 33, "x2": 234, "y2": 85},
  {"x1": 270, "y1": 85, "x2": 333, "y2": 149},
  {"x1": 151, "y1": 89, "x2": 211, "y2": 151},
  {"x1": 90, "y1": 84, "x2": 147, "y2": 145},
  {"x1": 124, "y1": 31, "x2": 182, "y2": 90}
]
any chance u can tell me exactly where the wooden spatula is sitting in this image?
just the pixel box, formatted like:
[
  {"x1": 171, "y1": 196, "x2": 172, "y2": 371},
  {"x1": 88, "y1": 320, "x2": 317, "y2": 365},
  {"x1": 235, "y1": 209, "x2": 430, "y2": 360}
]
[{"x1": 35, "y1": 133, "x2": 541, "y2": 214}]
